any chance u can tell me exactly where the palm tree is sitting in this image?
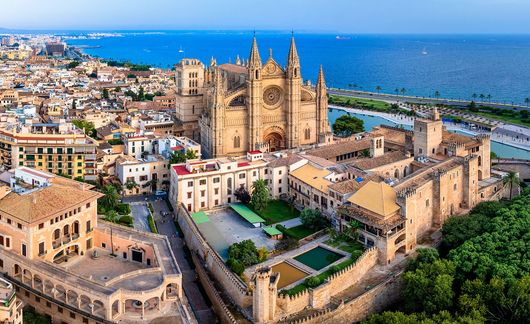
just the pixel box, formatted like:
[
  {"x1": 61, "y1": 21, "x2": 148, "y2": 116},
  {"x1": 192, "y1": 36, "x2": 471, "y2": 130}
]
[
  {"x1": 525, "y1": 97, "x2": 530, "y2": 107},
  {"x1": 394, "y1": 88, "x2": 400, "y2": 96},
  {"x1": 400, "y1": 88, "x2": 407, "y2": 96},
  {"x1": 434, "y1": 91, "x2": 441, "y2": 99},
  {"x1": 472, "y1": 93, "x2": 477, "y2": 100},
  {"x1": 125, "y1": 180, "x2": 139, "y2": 191},
  {"x1": 479, "y1": 94, "x2": 485, "y2": 101},
  {"x1": 503, "y1": 171, "x2": 520, "y2": 200},
  {"x1": 486, "y1": 94, "x2": 492, "y2": 102},
  {"x1": 100, "y1": 185, "x2": 120, "y2": 210},
  {"x1": 375, "y1": 86, "x2": 382, "y2": 93},
  {"x1": 104, "y1": 210, "x2": 120, "y2": 257}
]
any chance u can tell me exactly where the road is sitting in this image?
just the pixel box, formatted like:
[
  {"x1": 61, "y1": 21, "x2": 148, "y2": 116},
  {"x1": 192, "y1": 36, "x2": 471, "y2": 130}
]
[
  {"x1": 122, "y1": 195, "x2": 217, "y2": 323},
  {"x1": 150, "y1": 198, "x2": 217, "y2": 324},
  {"x1": 128, "y1": 202, "x2": 150, "y2": 232},
  {"x1": 328, "y1": 88, "x2": 530, "y2": 112}
]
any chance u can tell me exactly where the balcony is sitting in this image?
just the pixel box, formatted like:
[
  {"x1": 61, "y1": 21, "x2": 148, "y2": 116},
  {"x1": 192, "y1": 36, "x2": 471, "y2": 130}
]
[{"x1": 52, "y1": 239, "x2": 61, "y2": 249}]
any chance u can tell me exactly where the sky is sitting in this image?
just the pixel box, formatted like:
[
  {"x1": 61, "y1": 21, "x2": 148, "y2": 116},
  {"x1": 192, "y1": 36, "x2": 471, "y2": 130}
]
[{"x1": 2, "y1": 0, "x2": 530, "y2": 34}]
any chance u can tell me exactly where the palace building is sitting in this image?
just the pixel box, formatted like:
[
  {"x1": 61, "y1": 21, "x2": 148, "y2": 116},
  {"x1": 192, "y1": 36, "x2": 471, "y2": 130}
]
[
  {"x1": 174, "y1": 36, "x2": 332, "y2": 158},
  {"x1": 0, "y1": 167, "x2": 188, "y2": 323}
]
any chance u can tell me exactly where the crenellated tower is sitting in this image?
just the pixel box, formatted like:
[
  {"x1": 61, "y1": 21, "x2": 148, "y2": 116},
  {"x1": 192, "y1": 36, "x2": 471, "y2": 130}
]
[
  {"x1": 247, "y1": 36, "x2": 263, "y2": 151},
  {"x1": 286, "y1": 36, "x2": 302, "y2": 148}
]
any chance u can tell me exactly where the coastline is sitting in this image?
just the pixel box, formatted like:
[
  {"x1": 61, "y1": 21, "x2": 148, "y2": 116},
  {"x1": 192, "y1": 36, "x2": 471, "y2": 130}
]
[{"x1": 330, "y1": 105, "x2": 530, "y2": 152}]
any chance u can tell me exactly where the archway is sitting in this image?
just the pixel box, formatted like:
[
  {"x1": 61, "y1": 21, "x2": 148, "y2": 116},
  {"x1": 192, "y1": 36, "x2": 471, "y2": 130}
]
[
  {"x1": 478, "y1": 170, "x2": 483, "y2": 180},
  {"x1": 111, "y1": 300, "x2": 120, "y2": 318},
  {"x1": 55, "y1": 285, "x2": 67, "y2": 303},
  {"x1": 264, "y1": 132, "x2": 285, "y2": 152},
  {"x1": 93, "y1": 300, "x2": 106, "y2": 318},
  {"x1": 403, "y1": 166, "x2": 409, "y2": 177},
  {"x1": 22, "y1": 269, "x2": 33, "y2": 286},
  {"x1": 67, "y1": 290, "x2": 79, "y2": 306},
  {"x1": 80, "y1": 295, "x2": 91, "y2": 313},
  {"x1": 394, "y1": 169, "x2": 400, "y2": 179},
  {"x1": 33, "y1": 275, "x2": 44, "y2": 292},
  {"x1": 43, "y1": 280, "x2": 54, "y2": 295},
  {"x1": 263, "y1": 126, "x2": 286, "y2": 152},
  {"x1": 166, "y1": 283, "x2": 179, "y2": 299}
]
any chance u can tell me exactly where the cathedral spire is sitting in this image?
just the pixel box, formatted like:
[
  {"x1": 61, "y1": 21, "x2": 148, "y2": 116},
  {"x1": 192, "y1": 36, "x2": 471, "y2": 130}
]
[
  {"x1": 316, "y1": 64, "x2": 326, "y2": 94},
  {"x1": 248, "y1": 36, "x2": 262, "y2": 80},
  {"x1": 248, "y1": 36, "x2": 262, "y2": 68},
  {"x1": 286, "y1": 36, "x2": 300, "y2": 78}
]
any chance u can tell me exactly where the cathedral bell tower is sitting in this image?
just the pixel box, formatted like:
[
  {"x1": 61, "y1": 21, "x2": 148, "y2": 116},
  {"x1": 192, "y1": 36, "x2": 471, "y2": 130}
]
[
  {"x1": 286, "y1": 36, "x2": 302, "y2": 148},
  {"x1": 247, "y1": 36, "x2": 263, "y2": 151},
  {"x1": 211, "y1": 69, "x2": 226, "y2": 157},
  {"x1": 316, "y1": 64, "x2": 331, "y2": 143}
]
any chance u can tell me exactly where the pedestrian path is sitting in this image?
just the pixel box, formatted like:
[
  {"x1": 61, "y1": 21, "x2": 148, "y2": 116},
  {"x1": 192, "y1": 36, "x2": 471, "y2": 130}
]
[{"x1": 276, "y1": 217, "x2": 302, "y2": 229}]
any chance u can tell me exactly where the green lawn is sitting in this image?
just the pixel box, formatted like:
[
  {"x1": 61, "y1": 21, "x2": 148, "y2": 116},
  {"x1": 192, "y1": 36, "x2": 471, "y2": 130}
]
[
  {"x1": 326, "y1": 238, "x2": 365, "y2": 254},
  {"x1": 251, "y1": 200, "x2": 299, "y2": 225},
  {"x1": 278, "y1": 224, "x2": 317, "y2": 240},
  {"x1": 329, "y1": 94, "x2": 391, "y2": 110},
  {"x1": 464, "y1": 109, "x2": 530, "y2": 127}
]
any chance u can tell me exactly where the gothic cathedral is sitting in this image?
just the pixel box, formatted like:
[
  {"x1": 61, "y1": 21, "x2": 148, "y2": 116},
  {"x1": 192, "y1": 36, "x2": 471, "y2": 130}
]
[{"x1": 198, "y1": 36, "x2": 331, "y2": 158}]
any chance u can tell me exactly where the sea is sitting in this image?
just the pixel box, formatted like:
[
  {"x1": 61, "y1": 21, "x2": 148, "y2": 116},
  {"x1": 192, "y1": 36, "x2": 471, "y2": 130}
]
[{"x1": 63, "y1": 30, "x2": 530, "y2": 105}]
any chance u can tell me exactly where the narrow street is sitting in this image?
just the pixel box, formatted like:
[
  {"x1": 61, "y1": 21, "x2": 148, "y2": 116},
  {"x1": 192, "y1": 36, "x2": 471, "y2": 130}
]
[{"x1": 150, "y1": 198, "x2": 217, "y2": 324}]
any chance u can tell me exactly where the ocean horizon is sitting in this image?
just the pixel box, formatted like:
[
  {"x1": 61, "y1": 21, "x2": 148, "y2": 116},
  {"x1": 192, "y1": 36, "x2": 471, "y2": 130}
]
[{"x1": 56, "y1": 30, "x2": 530, "y2": 105}]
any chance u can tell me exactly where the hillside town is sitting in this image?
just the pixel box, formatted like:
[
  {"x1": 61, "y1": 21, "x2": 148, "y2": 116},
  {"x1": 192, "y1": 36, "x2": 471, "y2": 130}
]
[{"x1": 0, "y1": 33, "x2": 526, "y2": 324}]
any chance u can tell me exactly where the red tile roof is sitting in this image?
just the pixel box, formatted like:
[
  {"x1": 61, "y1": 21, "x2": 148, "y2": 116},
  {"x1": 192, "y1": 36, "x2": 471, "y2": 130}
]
[
  {"x1": 248, "y1": 150, "x2": 262, "y2": 154},
  {"x1": 171, "y1": 145, "x2": 185, "y2": 151},
  {"x1": 237, "y1": 162, "x2": 250, "y2": 167},
  {"x1": 173, "y1": 165, "x2": 191, "y2": 175}
]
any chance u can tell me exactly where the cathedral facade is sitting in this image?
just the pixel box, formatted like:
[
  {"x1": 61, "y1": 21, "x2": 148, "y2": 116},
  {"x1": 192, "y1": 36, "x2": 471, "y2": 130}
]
[{"x1": 196, "y1": 36, "x2": 331, "y2": 158}]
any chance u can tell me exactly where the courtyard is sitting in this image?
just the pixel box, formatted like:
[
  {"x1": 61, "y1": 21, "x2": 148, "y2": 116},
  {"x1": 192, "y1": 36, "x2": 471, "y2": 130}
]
[{"x1": 196, "y1": 208, "x2": 278, "y2": 260}]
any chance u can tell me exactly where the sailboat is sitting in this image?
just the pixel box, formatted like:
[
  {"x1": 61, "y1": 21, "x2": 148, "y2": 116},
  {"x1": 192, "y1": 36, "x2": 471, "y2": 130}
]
[
  {"x1": 422, "y1": 48, "x2": 428, "y2": 55},
  {"x1": 178, "y1": 46, "x2": 184, "y2": 53}
]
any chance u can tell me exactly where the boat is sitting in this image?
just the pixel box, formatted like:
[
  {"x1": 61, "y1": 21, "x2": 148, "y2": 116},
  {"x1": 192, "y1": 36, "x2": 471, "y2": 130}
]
[
  {"x1": 336, "y1": 35, "x2": 351, "y2": 40},
  {"x1": 422, "y1": 48, "x2": 428, "y2": 55},
  {"x1": 178, "y1": 46, "x2": 184, "y2": 53}
]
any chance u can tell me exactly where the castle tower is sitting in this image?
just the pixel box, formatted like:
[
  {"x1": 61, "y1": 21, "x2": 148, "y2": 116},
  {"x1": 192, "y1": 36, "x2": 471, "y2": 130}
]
[
  {"x1": 370, "y1": 135, "x2": 384, "y2": 158},
  {"x1": 247, "y1": 36, "x2": 263, "y2": 151},
  {"x1": 252, "y1": 267, "x2": 278, "y2": 323},
  {"x1": 316, "y1": 64, "x2": 331, "y2": 143},
  {"x1": 286, "y1": 36, "x2": 301, "y2": 148},
  {"x1": 413, "y1": 114, "x2": 442, "y2": 157}
]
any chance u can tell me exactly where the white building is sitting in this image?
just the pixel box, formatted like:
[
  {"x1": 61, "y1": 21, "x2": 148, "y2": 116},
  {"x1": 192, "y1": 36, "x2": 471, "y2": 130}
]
[
  {"x1": 157, "y1": 136, "x2": 201, "y2": 159},
  {"x1": 116, "y1": 154, "x2": 169, "y2": 195},
  {"x1": 169, "y1": 151, "x2": 267, "y2": 212},
  {"x1": 123, "y1": 133, "x2": 157, "y2": 160}
]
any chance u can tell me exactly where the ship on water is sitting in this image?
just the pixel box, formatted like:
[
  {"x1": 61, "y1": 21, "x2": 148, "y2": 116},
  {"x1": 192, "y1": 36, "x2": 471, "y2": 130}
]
[{"x1": 336, "y1": 35, "x2": 351, "y2": 40}]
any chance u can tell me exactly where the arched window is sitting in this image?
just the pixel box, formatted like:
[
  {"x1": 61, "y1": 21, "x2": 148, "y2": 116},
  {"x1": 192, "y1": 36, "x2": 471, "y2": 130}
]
[
  {"x1": 304, "y1": 128, "x2": 310, "y2": 140},
  {"x1": 394, "y1": 169, "x2": 400, "y2": 179},
  {"x1": 426, "y1": 199, "x2": 430, "y2": 207},
  {"x1": 233, "y1": 136, "x2": 240, "y2": 148},
  {"x1": 255, "y1": 70, "x2": 259, "y2": 79},
  {"x1": 478, "y1": 155, "x2": 482, "y2": 166}
]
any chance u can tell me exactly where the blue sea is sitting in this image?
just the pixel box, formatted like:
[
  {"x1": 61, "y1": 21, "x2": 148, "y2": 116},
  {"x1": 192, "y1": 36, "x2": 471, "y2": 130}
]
[{"x1": 64, "y1": 31, "x2": 530, "y2": 105}]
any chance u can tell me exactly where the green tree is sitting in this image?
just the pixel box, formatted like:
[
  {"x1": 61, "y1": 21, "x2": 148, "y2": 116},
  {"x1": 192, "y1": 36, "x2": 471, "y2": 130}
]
[
  {"x1": 72, "y1": 120, "x2": 95, "y2": 137},
  {"x1": 67, "y1": 61, "x2": 80, "y2": 69},
  {"x1": 375, "y1": 85, "x2": 382, "y2": 93},
  {"x1": 503, "y1": 171, "x2": 520, "y2": 200},
  {"x1": 332, "y1": 115, "x2": 365, "y2": 137},
  {"x1": 124, "y1": 179, "x2": 139, "y2": 191},
  {"x1": 434, "y1": 90, "x2": 441, "y2": 98},
  {"x1": 138, "y1": 86, "x2": 145, "y2": 101},
  {"x1": 251, "y1": 179, "x2": 269, "y2": 211},
  {"x1": 227, "y1": 239, "x2": 260, "y2": 274},
  {"x1": 345, "y1": 219, "x2": 361, "y2": 241},
  {"x1": 520, "y1": 110, "x2": 529, "y2": 119},
  {"x1": 403, "y1": 259, "x2": 456, "y2": 313},
  {"x1": 169, "y1": 150, "x2": 187, "y2": 165},
  {"x1": 468, "y1": 101, "x2": 478, "y2": 112},
  {"x1": 300, "y1": 208, "x2": 327, "y2": 231},
  {"x1": 400, "y1": 88, "x2": 407, "y2": 96},
  {"x1": 394, "y1": 88, "x2": 400, "y2": 95},
  {"x1": 102, "y1": 88, "x2": 109, "y2": 99},
  {"x1": 99, "y1": 185, "x2": 120, "y2": 211},
  {"x1": 185, "y1": 149, "x2": 198, "y2": 160}
]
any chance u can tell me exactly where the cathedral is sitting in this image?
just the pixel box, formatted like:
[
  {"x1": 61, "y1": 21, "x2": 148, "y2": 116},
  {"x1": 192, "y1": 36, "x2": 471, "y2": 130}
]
[{"x1": 174, "y1": 36, "x2": 331, "y2": 158}]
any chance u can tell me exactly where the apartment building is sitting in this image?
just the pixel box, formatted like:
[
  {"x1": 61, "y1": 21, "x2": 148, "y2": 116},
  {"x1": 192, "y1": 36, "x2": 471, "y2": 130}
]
[
  {"x1": 123, "y1": 133, "x2": 156, "y2": 160},
  {"x1": 116, "y1": 154, "x2": 169, "y2": 196},
  {"x1": 0, "y1": 122, "x2": 98, "y2": 181},
  {"x1": 0, "y1": 277, "x2": 23, "y2": 324}
]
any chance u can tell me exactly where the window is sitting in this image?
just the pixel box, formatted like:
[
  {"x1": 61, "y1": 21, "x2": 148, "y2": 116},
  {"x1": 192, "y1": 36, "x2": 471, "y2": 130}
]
[
  {"x1": 86, "y1": 220, "x2": 92, "y2": 233},
  {"x1": 57, "y1": 307, "x2": 63, "y2": 314},
  {"x1": 22, "y1": 244, "x2": 27, "y2": 257},
  {"x1": 233, "y1": 136, "x2": 240, "y2": 148},
  {"x1": 426, "y1": 199, "x2": 430, "y2": 207},
  {"x1": 187, "y1": 192, "x2": 192, "y2": 199},
  {"x1": 187, "y1": 204, "x2": 192, "y2": 212},
  {"x1": 253, "y1": 171, "x2": 257, "y2": 177},
  {"x1": 239, "y1": 173, "x2": 245, "y2": 179},
  {"x1": 199, "y1": 179, "x2": 206, "y2": 185},
  {"x1": 188, "y1": 181, "x2": 193, "y2": 187},
  {"x1": 214, "y1": 188, "x2": 219, "y2": 195},
  {"x1": 201, "y1": 190, "x2": 205, "y2": 197},
  {"x1": 304, "y1": 128, "x2": 310, "y2": 140},
  {"x1": 213, "y1": 177, "x2": 220, "y2": 183},
  {"x1": 39, "y1": 242, "x2": 45, "y2": 255}
]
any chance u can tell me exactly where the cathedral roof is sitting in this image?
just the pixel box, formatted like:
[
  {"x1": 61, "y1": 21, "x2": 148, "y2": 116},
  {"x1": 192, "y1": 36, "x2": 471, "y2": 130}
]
[{"x1": 248, "y1": 36, "x2": 262, "y2": 68}]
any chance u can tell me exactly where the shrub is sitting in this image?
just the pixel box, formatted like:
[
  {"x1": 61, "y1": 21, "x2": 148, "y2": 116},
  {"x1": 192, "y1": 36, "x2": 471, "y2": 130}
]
[
  {"x1": 115, "y1": 203, "x2": 131, "y2": 215},
  {"x1": 274, "y1": 237, "x2": 299, "y2": 251},
  {"x1": 329, "y1": 265, "x2": 340, "y2": 274},
  {"x1": 304, "y1": 276, "x2": 322, "y2": 288},
  {"x1": 227, "y1": 259, "x2": 245, "y2": 275},
  {"x1": 119, "y1": 215, "x2": 133, "y2": 227},
  {"x1": 148, "y1": 214, "x2": 158, "y2": 233}
]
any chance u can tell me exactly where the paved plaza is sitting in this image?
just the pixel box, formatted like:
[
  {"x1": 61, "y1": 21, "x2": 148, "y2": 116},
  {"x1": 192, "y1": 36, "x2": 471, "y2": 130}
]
[{"x1": 207, "y1": 208, "x2": 278, "y2": 254}]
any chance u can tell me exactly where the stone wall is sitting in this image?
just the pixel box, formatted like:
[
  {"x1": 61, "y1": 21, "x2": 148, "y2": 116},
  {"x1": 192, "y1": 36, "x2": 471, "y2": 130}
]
[
  {"x1": 276, "y1": 247, "x2": 378, "y2": 319},
  {"x1": 192, "y1": 252, "x2": 239, "y2": 324},
  {"x1": 284, "y1": 273, "x2": 403, "y2": 324},
  {"x1": 177, "y1": 205, "x2": 252, "y2": 308}
]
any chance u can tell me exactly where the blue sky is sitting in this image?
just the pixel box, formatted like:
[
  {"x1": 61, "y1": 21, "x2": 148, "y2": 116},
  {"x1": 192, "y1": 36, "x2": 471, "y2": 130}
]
[{"x1": 3, "y1": 0, "x2": 530, "y2": 33}]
